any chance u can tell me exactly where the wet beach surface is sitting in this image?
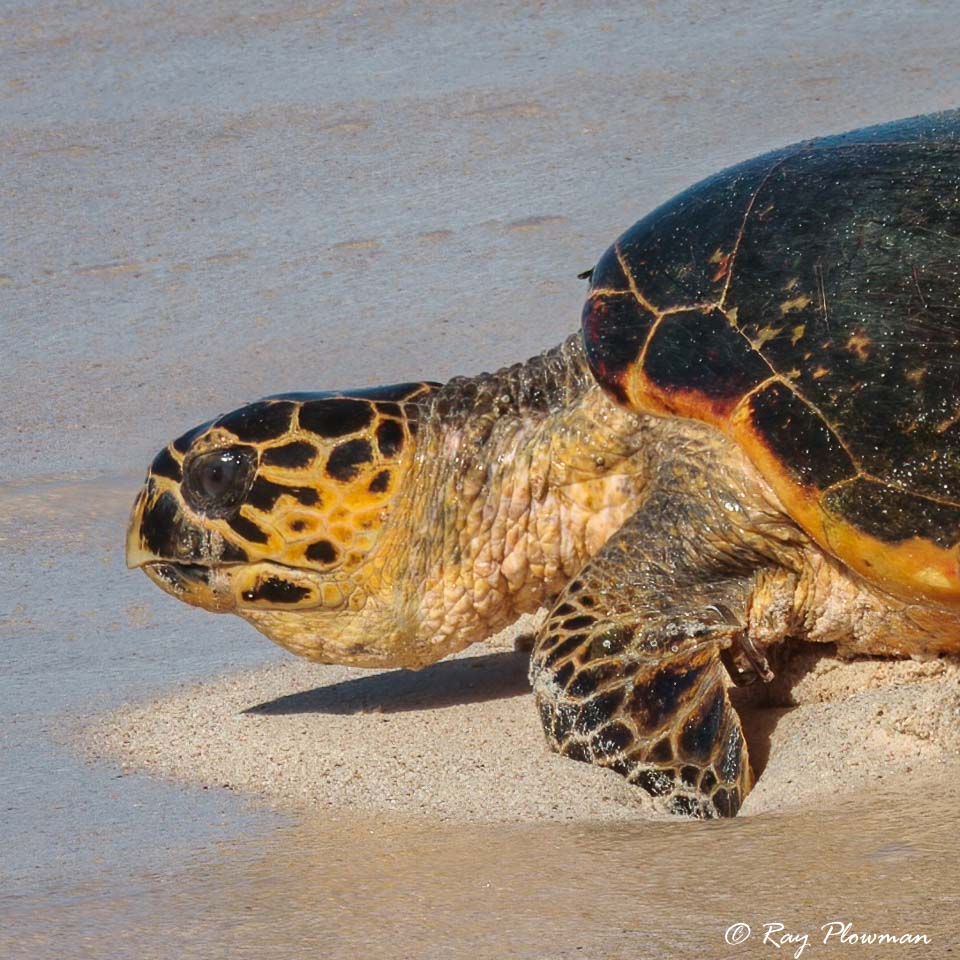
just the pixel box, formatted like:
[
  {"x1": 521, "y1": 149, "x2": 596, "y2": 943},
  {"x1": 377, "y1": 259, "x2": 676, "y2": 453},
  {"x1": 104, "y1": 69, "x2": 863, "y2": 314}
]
[
  {"x1": 3, "y1": 1, "x2": 960, "y2": 956},
  {"x1": 5, "y1": 786, "x2": 960, "y2": 959}
]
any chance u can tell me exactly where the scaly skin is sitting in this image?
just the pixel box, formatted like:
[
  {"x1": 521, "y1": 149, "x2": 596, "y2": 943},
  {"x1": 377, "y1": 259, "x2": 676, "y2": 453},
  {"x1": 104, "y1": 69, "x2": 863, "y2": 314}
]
[{"x1": 128, "y1": 336, "x2": 653, "y2": 666}]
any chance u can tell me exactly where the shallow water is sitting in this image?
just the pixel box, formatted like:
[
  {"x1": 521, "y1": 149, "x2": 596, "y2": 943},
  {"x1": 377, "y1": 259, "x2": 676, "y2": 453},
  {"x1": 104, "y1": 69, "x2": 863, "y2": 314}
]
[{"x1": 4, "y1": 0, "x2": 960, "y2": 956}]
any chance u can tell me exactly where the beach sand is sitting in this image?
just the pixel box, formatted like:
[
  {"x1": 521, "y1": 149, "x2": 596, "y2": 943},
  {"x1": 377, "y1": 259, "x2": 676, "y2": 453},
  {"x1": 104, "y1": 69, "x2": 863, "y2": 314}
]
[{"x1": 83, "y1": 614, "x2": 960, "y2": 823}]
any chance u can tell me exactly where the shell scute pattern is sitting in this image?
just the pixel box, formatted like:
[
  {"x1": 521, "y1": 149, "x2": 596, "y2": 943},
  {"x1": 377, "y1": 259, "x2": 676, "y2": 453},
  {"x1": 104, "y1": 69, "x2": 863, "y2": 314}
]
[
  {"x1": 583, "y1": 112, "x2": 960, "y2": 601},
  {"x1": 735, "y1": 380, "x2": 856, "y2": 492}
]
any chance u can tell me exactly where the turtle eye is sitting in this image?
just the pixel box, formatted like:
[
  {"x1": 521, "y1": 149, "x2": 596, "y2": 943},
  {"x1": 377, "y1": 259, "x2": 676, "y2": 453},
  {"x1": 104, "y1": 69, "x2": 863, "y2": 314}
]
[
  {"x1": 183, "y1": 446, "x2": 256, "y2": 516},
  {"x1": 199, "y1": 453, "x2": 238, "y2": 497}
]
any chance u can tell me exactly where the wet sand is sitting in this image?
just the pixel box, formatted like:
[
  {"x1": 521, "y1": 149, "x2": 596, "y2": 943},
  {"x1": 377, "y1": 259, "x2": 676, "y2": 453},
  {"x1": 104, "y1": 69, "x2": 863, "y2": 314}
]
[{"x1": 5, "y1": 787, "x2": 960, "y2": 960}]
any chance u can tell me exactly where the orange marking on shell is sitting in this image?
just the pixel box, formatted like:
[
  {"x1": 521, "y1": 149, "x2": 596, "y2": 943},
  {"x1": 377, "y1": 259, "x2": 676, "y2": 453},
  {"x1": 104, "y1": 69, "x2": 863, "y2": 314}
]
[
  {"x1": 729, "y1": 398, "x2": 960, "y2": 606},
  {"x1": 779, "y1": 295, "x2": 810, "y2": 315},
  {"x1": 626, "y1": 368, "x2": 742, "y2": 429},
  {"x1": 821, "y1": 518, "x2": 960, "y2": 605},
  {"x1": 935, "y1": 404, "x2": 960, "y2": 435},
  {"x1": 751, "y1": 324, "x2": 782, "y2": 349},
  {"x1": 845, "y1": 331, "x2": 872, "y2": 361},
  {"x1": 708, "y1": 248, "x2": 733, "y2": 283},
  {"x1": 729, "y1": 400, "x2": 830, "y2": 543}
]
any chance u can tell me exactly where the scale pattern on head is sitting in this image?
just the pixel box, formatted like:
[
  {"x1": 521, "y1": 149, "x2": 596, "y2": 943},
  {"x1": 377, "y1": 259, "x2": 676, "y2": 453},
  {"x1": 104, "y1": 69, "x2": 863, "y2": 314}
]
[
  {"x1": 128, "y1": 382, "x2": 438, "y2": 611},
  {"x1": 581, "y1": 109, "x2": 960, "y2": 603}
]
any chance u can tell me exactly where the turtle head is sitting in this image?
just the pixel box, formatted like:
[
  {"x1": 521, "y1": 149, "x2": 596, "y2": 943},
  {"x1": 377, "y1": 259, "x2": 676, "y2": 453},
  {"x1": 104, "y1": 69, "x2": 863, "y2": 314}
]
[{"x1": 126, "y1": 383, "x2": 440, "y2": 667}]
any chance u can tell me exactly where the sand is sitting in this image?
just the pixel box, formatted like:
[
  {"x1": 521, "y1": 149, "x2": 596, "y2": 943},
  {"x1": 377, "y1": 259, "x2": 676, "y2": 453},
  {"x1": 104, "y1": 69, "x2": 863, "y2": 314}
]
[{"x1": 82, "y1": 614, "x2": 960, "y2": 823}]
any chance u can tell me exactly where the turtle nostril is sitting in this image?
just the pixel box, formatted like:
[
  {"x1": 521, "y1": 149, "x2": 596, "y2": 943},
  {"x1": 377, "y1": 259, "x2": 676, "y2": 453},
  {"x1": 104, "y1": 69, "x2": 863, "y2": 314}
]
[{"x1": 175, "y1": 523, "x2": 208, "y2": 562}]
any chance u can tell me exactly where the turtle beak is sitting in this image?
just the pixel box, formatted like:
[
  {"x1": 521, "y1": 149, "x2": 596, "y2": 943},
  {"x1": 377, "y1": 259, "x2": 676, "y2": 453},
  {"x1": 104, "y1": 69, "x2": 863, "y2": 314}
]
[
  {"x1": 125, "y1": 480, "x2": 236, "y2": 612},
  {"x1": 126, "y1": 537, "x2": 154, "y2": 570},
  {"x1": 126, "y1": 486, "x2": 153, "y2": 570}
]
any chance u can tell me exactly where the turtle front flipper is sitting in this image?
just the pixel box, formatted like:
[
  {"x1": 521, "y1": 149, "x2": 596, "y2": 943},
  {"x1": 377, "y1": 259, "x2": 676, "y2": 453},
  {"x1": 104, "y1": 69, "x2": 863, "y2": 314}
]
[
  {"x1": 530, "y1": 589, "x2": 752, "y2": 818},
  {"x1": 529, "y1": 476, "x2": 771, "y2": 818}
]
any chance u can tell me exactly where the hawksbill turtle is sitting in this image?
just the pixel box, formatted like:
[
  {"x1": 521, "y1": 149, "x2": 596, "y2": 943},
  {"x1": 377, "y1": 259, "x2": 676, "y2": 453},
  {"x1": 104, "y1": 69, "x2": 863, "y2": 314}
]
[{"x1": 127, "y1": 110, "x2": 960, "y2": 817}]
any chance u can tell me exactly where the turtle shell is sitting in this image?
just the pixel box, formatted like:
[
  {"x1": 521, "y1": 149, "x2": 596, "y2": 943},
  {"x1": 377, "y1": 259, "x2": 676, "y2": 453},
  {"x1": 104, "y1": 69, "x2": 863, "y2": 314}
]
[{"x1": 582, "y1": 110, "x2": 960, "y2": 604}]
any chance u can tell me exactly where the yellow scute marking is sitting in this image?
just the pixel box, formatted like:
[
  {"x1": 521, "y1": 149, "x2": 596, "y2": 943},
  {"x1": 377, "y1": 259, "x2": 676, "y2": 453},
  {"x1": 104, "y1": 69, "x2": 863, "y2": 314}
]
[
  {"x1": 913, "y1": 566, "x2": 955, "y2": 590},
  {"x1": 751, "y1": 325, "x2": 782, "y2": 349},
  {"x1": 823, "y1": 519, "x2": 960, "y2": 605},
  {"x1": 708, "y1": 248, "x2": 732, "y2": 282},
  {"x1": 935, "y1": 403, "x2": 960, "y2": 435},
  {"x1": 846, "y1": 332, "x2": 872, "y2": 361},
  {"x1": 779, "y1": 295, "x2": 810, "y2": 315}
]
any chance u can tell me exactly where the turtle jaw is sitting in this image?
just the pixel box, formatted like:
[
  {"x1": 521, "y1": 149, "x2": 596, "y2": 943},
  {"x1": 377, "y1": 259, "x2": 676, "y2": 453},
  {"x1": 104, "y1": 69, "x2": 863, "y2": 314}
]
[{"x1": 139, "y1": 559, "x2": 238, "y2": 613}]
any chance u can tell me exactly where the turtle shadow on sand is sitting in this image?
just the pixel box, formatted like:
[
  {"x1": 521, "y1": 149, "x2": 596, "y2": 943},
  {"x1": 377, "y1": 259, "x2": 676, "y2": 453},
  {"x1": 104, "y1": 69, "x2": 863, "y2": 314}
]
[
  {"x1": 730, "y1": 695, "x2": 788, "y2": 781},
  {"x1": 244, "y1": 649, "x2": 531, "y2": 716},
  {"x1": 245, "y1": 641, "x2": 833, "y2": 782},
  {"x1": 728, "y1": 640, "x2": 850, "y2": 780}
]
